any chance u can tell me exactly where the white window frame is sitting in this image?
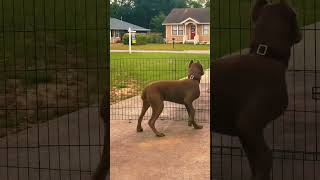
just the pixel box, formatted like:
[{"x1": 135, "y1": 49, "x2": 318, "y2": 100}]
[
  {"x1": 172, "y1": 25, "x2": 184, "y2": 36},
  {"x1": 172, "y1": 25, "x2": 177, "y2": 35},
  {"x1": 203, "y1": 25, "x2": 209, "y2": 35},
  {"x1": 178, "y1": 25, "x2": 183, "y2": 35}
]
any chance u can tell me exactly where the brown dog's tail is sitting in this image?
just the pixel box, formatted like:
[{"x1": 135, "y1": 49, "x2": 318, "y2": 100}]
[
  {"x1": 141, "y1": 88, "x2": 147, "y2": 100},
  {"x1": 92, "y1": 92, "x2": 110, "y2": 180}
]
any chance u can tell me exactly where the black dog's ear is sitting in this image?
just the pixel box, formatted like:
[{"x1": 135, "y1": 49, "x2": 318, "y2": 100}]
[
  {"x1": 252, "y1": 0, "x2": 269, "y2": 23},
  {"x1": 189, "y1": 60, "x2": 193, "y2": 67}
]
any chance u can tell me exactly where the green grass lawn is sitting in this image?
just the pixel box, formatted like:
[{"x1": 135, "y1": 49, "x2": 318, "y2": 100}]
[
  {"x1": 212, "y1": 0, "x2": 320, "y2": 59},
  {"x1": 110, "y1": 43, "x2": 210, "y2": 51},
  {"x1": 110, "y1": 52, "x2": 210, "y2": 103}
]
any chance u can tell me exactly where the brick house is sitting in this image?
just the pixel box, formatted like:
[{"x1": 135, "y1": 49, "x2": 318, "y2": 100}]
[{"x1": 162, "y1": 8, "x2": 210, "y2": 44}]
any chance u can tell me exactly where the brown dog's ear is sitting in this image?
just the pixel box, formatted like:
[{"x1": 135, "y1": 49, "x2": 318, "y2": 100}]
[
  {"x1": 252, "y1": 0, "x2": 269, "y2": 23},
  {"x1": 189, "y1": 60, "x2": 193, "y2": 67}
]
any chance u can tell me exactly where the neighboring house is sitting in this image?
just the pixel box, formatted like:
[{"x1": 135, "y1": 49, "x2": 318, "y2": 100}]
[
  {"x1": 162, "y1": 8, "x2": 210, "y2": 44},
  {"x1": 110, "y1": 18, "x2": 150, "y2": 43}
]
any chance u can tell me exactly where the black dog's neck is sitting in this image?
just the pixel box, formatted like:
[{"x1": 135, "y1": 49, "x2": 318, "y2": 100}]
[{"x1": 249, "y1": 41, "x2": 291, "y2": 66}]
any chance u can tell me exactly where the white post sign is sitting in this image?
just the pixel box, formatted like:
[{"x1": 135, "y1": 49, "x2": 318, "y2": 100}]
[{"x1": 128, "y1": 27, "x2": 136, "y2": 54}]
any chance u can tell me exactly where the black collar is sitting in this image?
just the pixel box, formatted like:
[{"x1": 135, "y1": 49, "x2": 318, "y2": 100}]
[{"x1": 249, "y1": 42, "x2": 291, "y2": 66}]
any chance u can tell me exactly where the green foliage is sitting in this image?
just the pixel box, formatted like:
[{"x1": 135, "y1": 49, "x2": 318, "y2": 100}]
[
  {"x1": 122, "y1": 33, "x2": 163, "y2": 45},
  {"x1": 187, "y1": 0, "x2": 203, "y2": 8},
  {"x1": 111, "y1": 0, "x2": 188, "y2": 29},
  {"x1": 146, "y1": 33, "x2": 164, "y2": 43},
  {"x1": 150, "y1": 12, "x2": 166, "y2": 33}
]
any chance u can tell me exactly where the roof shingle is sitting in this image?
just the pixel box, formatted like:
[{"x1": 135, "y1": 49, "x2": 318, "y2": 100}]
[
  {"x1": 110, "y1": 18, "x2": 150, "y2": 31},
  {"x1": 163, "y1": 8, "x2": 210, "y2": 24}
]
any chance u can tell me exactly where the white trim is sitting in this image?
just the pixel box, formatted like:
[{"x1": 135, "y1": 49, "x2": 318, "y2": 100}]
[
  {"x1": 179, "y1": 17, "x2": 200, "y2": 24},
  {"x1": 162, "y1": 22, "x2": 210, "y2": 25}
]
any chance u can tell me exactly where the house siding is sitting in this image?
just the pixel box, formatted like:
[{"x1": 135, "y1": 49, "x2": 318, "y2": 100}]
[
  {"x1": 198, "y1": 24, "x2": 210, "y2": 43},
  {"x1": 164, "y1": 24, "x2": 210, "y2": 44}
]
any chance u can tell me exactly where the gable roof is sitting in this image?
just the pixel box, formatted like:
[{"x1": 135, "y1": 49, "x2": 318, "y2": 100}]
[
  {"x1": 110, "y1": 18, "x2": 150, "y2": 31},
  {"x1": 162, "y1": 8, "x2": 210, "y2": 24}
]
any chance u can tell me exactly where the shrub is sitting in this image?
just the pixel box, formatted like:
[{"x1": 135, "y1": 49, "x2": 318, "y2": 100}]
[{"x1": 122, "y1": 33, "x2": 163, "y2": 45}]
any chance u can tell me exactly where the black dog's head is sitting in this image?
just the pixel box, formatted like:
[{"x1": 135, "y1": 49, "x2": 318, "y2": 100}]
[
  {"x1": 252, "y1": 0, "x2": 302, "y2": 47},
  {"x1": 188, "y1": 60, "x2": 204, "y2": 81}
]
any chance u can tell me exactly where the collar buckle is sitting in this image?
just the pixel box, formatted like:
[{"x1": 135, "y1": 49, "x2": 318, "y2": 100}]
[
  {"x1": 256, "y1": 44, "x2": 268, "y2": 56},
  {"x1": 190, "y1": 75, "x2": 195, "y2": 80}
]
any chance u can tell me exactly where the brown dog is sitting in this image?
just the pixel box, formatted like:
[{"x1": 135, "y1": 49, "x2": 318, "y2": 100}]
[
  {"x1": 212, "y1": 0, "x2": 302, "y2": 180},
  {"x1": 137, "y1": 60, "x2": 205, "y2": 137}
]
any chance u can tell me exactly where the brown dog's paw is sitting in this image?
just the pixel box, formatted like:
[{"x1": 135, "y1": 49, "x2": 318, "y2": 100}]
[
  {"x1": 156, "y1": 132, "x2": 165, "y2": 137},
  {"x1": 137, "y1": 127, "x2": 143, "y2": 132},
  {"x1": 188, "y1": 121, "x2": 192, "y2": 126},
  {"x1": 194, "y1": 125, "x2": 203, "y2": 129}
]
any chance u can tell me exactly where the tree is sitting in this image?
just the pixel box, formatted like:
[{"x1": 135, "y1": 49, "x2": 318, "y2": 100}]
[
  {"x1": 187, "y1": 0, "x2": 204, "y2": 8},
  {"x1": 205, "y1": 0, "x2": 210, "y2": 7},
  {"x1": 150, "y1": 12, "x2": 166, "y2": 33},
  {"x1": 110, "y1": 0, "x2": 189, "y2": 29},
  {"x1": 110, "y1": 0, "x2": 135, "y2": 23}
]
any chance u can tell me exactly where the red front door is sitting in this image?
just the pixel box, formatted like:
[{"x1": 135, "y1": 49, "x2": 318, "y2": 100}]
[{"x1": 190, "y1": 25, "x2": 196, "y2": 39}]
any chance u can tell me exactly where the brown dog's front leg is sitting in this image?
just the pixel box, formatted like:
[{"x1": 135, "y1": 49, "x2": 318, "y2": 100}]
[
  {"x1": 184, "y1": 101, "x2": 203, "y2": 129},
  {"x1": 239, "y1": 132, "x2": 272, "y2": 180}
]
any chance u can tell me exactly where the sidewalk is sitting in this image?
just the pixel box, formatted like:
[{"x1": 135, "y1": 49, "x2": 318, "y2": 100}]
[{"x1": 111, "y1": 49, "x2": 210, "y2": 54}]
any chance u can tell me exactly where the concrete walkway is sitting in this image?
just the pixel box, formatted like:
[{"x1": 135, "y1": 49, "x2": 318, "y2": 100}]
[
  {"x1": 0, "y1": 106, "x2": 103, "y2": 180},
  {"x1": 111, "y1": 50, "x2": 210, "y2": 54}
]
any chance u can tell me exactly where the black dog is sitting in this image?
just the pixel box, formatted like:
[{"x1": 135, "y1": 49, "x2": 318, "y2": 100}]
[{"x1": 212, "y1": 0, "x2": 302, "y2": 180}]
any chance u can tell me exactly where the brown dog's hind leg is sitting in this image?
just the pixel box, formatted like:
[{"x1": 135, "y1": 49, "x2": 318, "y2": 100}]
[
  {"x1": 184, "y1": 100, "x2": 203, "y2": 129},
  {"x1": 148, "y1": 99, "x2": 165, "y2": 137},
  {"x1": 137, "y1": 100, "x2": 150, "y2": 132}
]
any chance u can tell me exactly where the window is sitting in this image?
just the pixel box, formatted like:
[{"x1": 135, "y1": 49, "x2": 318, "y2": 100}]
[
  {"x1": 203, "y1": 25, "x2": 209, "y2": 35},
  {"x1": 178, "y1": 25, "x2": 183, "y2": 35},
  {"x1": 115, "y1": 30, "x2": 120, "y2": 37},
  {"x1": 172, "y1": 25, "x2": 177, "y2": 35},
  {"x1": 172, "y1": 25, "x2": 184, "y2": 35}
]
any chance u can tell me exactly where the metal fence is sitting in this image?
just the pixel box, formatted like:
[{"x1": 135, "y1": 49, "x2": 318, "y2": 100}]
[
  {"x1": 110, "y1": 57, "x2": 210, "y2": 124},
  {"x1": 212, "y1": 0, "x2": 320, "y2": 179},
  {"x1": 0, "y1": 0, "x2": 107, "y2": 179}
]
